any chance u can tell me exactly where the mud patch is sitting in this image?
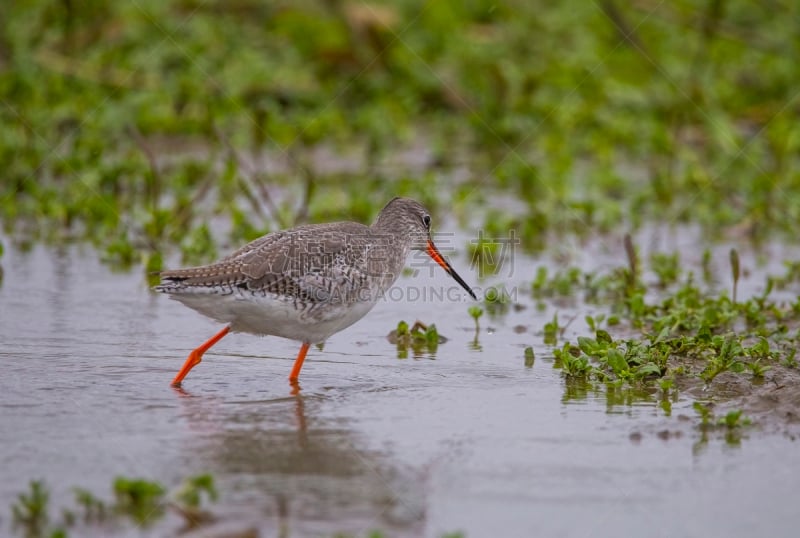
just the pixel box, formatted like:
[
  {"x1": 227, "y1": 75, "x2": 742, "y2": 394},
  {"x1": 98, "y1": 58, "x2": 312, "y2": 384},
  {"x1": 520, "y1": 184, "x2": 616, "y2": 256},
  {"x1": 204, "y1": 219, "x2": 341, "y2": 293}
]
[{"x1": 678, "y1": 365, "x2": 800, "y2": 435}]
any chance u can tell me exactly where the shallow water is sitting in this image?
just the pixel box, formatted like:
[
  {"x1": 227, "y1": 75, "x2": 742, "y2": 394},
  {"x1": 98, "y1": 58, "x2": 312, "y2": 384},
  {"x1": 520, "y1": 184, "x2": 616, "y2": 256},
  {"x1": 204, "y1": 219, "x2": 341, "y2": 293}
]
[{"x1": 1, "y1": 239, "x2": 799, "y2": 537}]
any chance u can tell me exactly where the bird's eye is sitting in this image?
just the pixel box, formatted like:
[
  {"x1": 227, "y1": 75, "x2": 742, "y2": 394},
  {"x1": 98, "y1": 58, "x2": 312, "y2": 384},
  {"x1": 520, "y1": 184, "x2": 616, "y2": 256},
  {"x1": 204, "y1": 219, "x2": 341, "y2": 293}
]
[{"x1": 422, "y1": 215, "x2": 431, "y2": 228}]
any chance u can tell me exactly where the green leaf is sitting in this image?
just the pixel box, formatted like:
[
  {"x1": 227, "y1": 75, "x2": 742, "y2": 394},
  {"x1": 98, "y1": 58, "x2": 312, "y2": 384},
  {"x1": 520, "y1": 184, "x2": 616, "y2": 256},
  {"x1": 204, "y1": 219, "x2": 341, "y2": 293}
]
[
  {"x1": 636, "y1": 363, "x2": 662, "y2": 377},
  {"x1": 426, "y1": 324, "x2": 439, "y2": 346},
  {"x1": 524, "y1": 346, "x2": 535, "y2": 367},
  {"x1": 606, "y1": 348, "x2": 628, "y2": 375},
  {"x1": 652, "y1": 326, "x2": 670, "y2": 344},
  {"x1": 397, "y1": 320, "x2": 409, "y2": 336},
  {"x1": 577, "y1": 336, "x2": 597, "y2": 356},
  {"x1": 595, "y1": 329, "x2": 613, "y2": 345},
  {"x1": 729, "y1": 361, "x2": 745, "y2": 373}
]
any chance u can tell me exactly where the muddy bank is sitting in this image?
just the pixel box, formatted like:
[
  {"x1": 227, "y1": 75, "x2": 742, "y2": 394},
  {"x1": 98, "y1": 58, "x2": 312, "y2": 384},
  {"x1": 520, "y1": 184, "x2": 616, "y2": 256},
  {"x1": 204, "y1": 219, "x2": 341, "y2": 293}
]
[{"x1": 677, "y1": 365, "x2": 800, "y2": 435}]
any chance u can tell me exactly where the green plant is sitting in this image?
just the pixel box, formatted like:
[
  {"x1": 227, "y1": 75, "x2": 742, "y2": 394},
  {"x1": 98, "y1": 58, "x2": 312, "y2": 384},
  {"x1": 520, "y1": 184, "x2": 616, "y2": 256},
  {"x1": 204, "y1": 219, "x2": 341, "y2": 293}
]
[
  {"x1": 171, "y1": 474, "x2": 218, "y2": 528},
  {"x1": 468, "y1": 306, "x2": 483, "y2": 332},
  {"x1": 699, "y1": 337, "x2": 745, "y2": 385},
  {"x1": 389, "y1": 321, "x2": 444, "y2": 357},
  {"x1": 524, "y1": 347, "x2": 535, "y2": 368},
  {"x1": 745, "y1": 359, "x2": 771, "y2": 379},
  {"x1": 175, "y1": 474, "x2": 217, "y2": 509},
  {"x1": 553, "y1": 344, "x2": 595, "y2": 378},
  {"x1": 73, "y1": 488, "x2": 107, "y2": 523},
  {"x1": 693, "y1": 402, "x2": 714, "y2": 427},
  {"x1": 483, "y1": 285, "x2": 513, "y2": 317},
  {"x1": 650, "y1": 252, "x2": 681, "y2": 287},
  {"x1": 719, "y1": 409, "x2": 751, "y2": 429},
  {"x1": 8, "y1": 474, "x2": 227, "y2": 537},
  {"x1": 112, "y1": 477, "x2": 165, "y2": 525},
  {"x1": 781, "y1": 349, "x2": 798, "y2": 369},
  {"x1": 543, "y1": 314, "x2": 560, "y2": 346},
  {"x1": 11, "y1": 481, "x2": 50, "y2": 537}
]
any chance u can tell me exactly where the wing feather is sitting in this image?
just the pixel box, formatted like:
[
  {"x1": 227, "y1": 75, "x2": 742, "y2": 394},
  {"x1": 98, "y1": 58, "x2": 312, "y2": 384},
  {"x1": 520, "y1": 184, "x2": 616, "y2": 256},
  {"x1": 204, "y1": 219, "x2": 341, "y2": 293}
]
[{"x1": 156, "y1": 222, "x2": 380, "y2": 304}]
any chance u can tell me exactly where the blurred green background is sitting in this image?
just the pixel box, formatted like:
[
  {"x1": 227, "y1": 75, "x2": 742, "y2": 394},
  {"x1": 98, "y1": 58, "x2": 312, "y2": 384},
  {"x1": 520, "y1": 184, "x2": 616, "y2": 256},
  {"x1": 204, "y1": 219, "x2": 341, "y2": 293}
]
[{"x1": 1, "y1": 0, "x2": 799, "y2": 269}]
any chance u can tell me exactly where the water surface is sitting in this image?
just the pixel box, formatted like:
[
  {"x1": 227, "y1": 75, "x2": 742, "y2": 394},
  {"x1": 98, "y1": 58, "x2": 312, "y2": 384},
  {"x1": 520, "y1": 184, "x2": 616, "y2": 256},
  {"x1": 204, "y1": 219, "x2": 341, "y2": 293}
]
[{"x1": 1, "y1": 241, "x2": 798, "y2": 537}]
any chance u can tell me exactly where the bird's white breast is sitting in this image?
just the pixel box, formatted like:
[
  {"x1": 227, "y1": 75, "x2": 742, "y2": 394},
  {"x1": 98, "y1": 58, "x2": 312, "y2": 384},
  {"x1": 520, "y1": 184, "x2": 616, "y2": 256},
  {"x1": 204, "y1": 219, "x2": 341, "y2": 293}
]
[{"x1": 169, "y1": 286, "x2": 381, "y2": 344}]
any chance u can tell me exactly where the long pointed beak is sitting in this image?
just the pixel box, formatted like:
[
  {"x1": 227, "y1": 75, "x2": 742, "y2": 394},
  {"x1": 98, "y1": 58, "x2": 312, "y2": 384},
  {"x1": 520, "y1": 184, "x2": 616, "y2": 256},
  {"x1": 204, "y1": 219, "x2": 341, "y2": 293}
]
[{"x1": 426, "y1": 240, "x2": 477, "y2": 300}]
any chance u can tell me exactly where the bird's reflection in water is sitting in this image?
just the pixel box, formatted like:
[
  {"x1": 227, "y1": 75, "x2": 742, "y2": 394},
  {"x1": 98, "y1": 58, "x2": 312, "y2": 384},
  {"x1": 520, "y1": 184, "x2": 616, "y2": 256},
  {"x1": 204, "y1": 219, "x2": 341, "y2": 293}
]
[{"x1": 173, "y1": 387, "x2": 424, "y2": 536}]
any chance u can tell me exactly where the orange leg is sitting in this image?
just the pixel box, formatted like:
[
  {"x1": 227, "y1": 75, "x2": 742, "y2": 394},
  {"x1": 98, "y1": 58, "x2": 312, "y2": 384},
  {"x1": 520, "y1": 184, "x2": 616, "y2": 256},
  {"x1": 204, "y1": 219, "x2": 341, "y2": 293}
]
[
  {"x1": 289, "y1": 342, "x2": 311, "y2": 381},
  {"x1": 171, "y1": 326, "x2": 231, "y2": 386}
]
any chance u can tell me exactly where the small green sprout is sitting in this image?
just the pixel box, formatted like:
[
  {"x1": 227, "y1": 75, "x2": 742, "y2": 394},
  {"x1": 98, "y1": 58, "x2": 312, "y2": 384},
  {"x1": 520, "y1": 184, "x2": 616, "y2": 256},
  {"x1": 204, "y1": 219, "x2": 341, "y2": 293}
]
[
  {"x1": 650, "y1": 252, "x2": 680, "y2": 287},
  {"x1": 693, "y1": 402, "x2": 714, "y2": 427},
  {"x1": 388, "y1": 321, "x2": 445, "y2": 357},
  {"x1": 12, "y1": 480, "x2": 50, "y2": 536},
  {"x1": 396, "y1": 320, "x2": 409, "y2": 337},
  {"x1": 524, "y1": 347, "x2": 535, "y2": 368},
  {"x1": 176, "y1": 474, "x2": 217, "y2": 509},
  {"x1": 74, "y1": 487, "x2": 107, "y2": 522},
  {"x1": 113, "y1": 477, "x2": 165, "y2": 524},
  {"x1": 543, "y1": 313, "x2": 559, "y2": 346},
  {"x1": 172, "y1": 474, "x2": 219, "y2": 528},
  {"x1": 746, "y1": 359, "x2": 770, "y2": 379},
  {"x1": 425, "y1": 324, "x2": 440, "y2": 350},
  {"x1": 468, "y1": 306, "x2": 483, "y2": 332},
  {"x1": 719, "y1": 409, "x2": 750, "y2": 429},
  {"x1": 781, "y1": 349, "x2": 798, "y2": 369}
]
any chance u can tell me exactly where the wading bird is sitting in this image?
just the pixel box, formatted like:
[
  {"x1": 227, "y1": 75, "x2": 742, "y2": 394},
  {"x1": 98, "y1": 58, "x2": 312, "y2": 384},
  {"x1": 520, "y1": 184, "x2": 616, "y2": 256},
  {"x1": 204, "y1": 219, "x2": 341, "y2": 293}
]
[{"x1": 155, "y1": 197, "x2": 476, "y2": 388}]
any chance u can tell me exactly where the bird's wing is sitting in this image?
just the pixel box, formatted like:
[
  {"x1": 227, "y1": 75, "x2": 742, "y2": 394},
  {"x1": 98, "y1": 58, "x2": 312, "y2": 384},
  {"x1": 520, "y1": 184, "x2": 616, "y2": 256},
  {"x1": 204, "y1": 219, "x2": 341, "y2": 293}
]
[{"x1": 158, "y1": 222, "x2": 377, "y2": 303}]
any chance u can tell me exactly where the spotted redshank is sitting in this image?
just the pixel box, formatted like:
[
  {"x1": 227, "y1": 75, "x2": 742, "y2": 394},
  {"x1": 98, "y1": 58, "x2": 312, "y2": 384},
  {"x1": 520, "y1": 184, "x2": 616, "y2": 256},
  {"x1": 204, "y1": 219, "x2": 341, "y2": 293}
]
[{"x1": 155, "y1": 197, "x2": 476, "y2": 387}]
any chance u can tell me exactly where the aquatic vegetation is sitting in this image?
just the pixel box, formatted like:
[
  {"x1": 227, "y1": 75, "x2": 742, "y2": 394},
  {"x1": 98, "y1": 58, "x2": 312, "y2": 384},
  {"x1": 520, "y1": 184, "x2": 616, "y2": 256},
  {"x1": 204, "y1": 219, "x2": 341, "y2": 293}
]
[
  {"x1": 780, "y1": 350, "x2": 798, "y2": 369},
  {"x1": 174, "y1": 473, "x2": 217, "y2": 510},
  {"x1": 693, "y1": 403, "x2": 752, "y2": 430},
  {"x1": 2, "y1": 1, "x2": 799, "y2": 268},
  {"x1": 650, "y1": 252, "x2": 680, "y2": 288},
  {"x1": 72, "y1": 488, "x2": 106, "y2": 523},
  {"x1": 543, "y1": 313, "x2": 562, "y2": 346},
  {"x1": 537, "y1": 235, "x2": 800, "y2": 410},
  {"x1": 467, "y1": 232, "x2": 502, "y2": 279},
  {"x1": 3, "y1": 8, "x2": 800, "y2": 518},
  {"x1": 387, "y1": 320, "x2": 445, "y2": 358},
  {"x1": 531, "y1": 266, "x2": 583, "y2": 299},
  {"x1": 554, "y1": 346, "x2": 593, "y2": 378},
  {"x1": 8, "y1": 474, "x2": 459, "y2": 538},
  {"x1": 7, "y1": 474, "x2": 221, "y2": 537},
  {"x1": 112, "y1": 477, "x2": 165, "y2": 525},
  {"x1": 524, "y1": 346, "x2": 535, "y2": 368},
  {"x1": 171, "y1": 474, "x2": 218, "y2": 528},
  {"x1": 585, "y1": 313, "x2": 620, "y2": 332},
  {"x1": 467, "y1": 306, "x2": 483, "y2": 332},
  {"x1": 720, "y1": 409, "x2": 751, "y2": 430},
  {"x1": 11, "y1": 481, "x2": 51, "y2": 538},
  {"x1": 483, "y1": 285, "x2": 515, "y2": 318},
  {"x1": 468, "y1": 306, "x2": 484, "y2": 349},
  {"x1": 553, "y1": 330, "x2": 664, "y2": 382}
]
